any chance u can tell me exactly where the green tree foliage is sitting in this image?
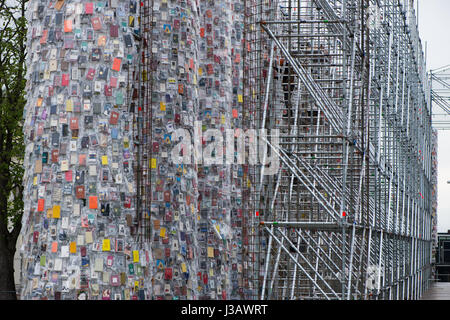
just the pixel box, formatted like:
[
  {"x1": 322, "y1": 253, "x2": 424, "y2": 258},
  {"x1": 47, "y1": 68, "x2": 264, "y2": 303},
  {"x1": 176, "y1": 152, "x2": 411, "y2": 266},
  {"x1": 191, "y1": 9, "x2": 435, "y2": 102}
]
[{"x1": 0, "y1": 0, "x2": 27, "y2": 300}]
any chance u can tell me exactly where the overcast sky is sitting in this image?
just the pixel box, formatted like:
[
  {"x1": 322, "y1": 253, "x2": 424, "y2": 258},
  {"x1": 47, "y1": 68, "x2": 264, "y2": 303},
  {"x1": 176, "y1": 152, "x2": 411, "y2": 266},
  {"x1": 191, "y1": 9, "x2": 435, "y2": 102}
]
[{"x1": 417, "y1": 0, "x2": 450, "y2": 233}]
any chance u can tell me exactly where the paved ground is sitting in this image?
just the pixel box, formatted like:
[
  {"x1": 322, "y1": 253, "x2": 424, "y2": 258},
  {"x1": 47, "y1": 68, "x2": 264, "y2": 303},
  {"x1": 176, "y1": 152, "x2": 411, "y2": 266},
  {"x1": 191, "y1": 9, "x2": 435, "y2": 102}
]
[{"x1": 421, "y1": 282, "x2": 450, "y2": 300}]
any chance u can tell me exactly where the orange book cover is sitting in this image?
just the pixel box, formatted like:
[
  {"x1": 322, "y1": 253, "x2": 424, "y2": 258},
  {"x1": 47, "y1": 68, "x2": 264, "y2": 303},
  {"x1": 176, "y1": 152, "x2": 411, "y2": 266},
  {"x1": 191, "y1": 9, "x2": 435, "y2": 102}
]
[
  {"x1": 89, "y1": 196, "x2": 98, "y2": 209},
  {"x1": 54, "y1": 0, "x2": 64, "y2": 11},
  {"x1": 69, "y1": 241, "x2": 76, "y2": 254},
  {"x1": 64, "y1": 20, "x2": 72, "y2": 33},
  {"x1": 53, "y1": 205, "x2": 61, "y2": 218},
  {"x1": 112, "y1": 58, "x2": 121, "y2": 71},
  {"x1": 37, "y1": 199, "x2": 45, "y2": 212}
]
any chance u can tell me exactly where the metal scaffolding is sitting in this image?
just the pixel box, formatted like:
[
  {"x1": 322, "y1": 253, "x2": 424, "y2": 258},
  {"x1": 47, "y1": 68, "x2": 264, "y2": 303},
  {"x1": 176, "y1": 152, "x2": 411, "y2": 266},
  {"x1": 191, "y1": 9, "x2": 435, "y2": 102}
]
[
  {"x1": 134, "y1": 0, "x2": 154, "y2": 245},
  {"x1": 430, "y1": 65, "x2": 450, "y2": 130},
  {"x1": 243, "y1": 0, "x2": 434, "y2": 300}
]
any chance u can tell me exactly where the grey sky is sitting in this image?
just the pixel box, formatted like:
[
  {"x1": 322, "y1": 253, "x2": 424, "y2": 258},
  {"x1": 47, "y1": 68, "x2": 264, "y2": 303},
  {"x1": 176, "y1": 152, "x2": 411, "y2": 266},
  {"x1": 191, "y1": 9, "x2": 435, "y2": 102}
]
[{"x1": 417, "y1": 0, "x2": 450, "y2": 232}]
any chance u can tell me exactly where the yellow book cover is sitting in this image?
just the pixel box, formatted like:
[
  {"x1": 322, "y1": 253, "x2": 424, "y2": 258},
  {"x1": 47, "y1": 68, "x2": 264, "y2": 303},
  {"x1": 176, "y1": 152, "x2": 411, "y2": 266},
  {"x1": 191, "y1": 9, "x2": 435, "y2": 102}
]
[
  {"x1": 102, "y1": 239, "x2": 111, "y2": 251},
  {"x1": 53, "y1": 205, "x2": 61, "y2": 219},
  {"x1": 133, "y1": 250, "x2": 139, "y2": 263},
  {"x1": 69, "y1": 241, "x2": 76, "y2": 253}
]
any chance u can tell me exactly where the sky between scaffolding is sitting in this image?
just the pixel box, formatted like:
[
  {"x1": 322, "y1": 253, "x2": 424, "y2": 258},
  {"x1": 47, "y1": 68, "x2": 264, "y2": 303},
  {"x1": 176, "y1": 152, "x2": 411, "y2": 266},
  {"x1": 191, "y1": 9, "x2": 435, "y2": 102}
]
[{"x1": 418, "y1": 0, "x2": 450, "y2": 233}]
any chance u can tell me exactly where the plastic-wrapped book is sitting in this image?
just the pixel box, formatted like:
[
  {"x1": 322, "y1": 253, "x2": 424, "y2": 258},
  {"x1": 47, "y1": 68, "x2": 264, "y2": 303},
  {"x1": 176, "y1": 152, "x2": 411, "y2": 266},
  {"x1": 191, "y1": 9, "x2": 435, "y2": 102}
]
[
  {"x1": 20, "y1": 0, "x2": 148, "y2": 300},
  {"x1": 19, "y1": 0, "x2": 244, "y2": 300}
]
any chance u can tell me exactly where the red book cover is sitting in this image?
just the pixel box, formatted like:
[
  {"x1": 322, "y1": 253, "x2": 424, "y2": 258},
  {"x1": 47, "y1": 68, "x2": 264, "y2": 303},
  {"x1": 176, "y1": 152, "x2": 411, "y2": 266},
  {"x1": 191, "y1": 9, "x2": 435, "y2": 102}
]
[
  {"x1": 104, "y1": 85, "x2": 112, "y2": 96},
  {"x1": 86, "y1": 68, "x2": 95, "y2": 80},
  {"x1": 79, "y1": 154, "x2": 86, "y2": 166},
  {"x1": 110, "y1": 77, "x2": 117, "y2": 88},
  {"x1": 85, "y1": 2, "x2": 93, "y2": 14},
  {"x1": 69, "y1": 117, "x2": 79, "y2": 130},
  {"x1": 65, "y1": 170, "x2": 73, "y2": 182},
  {"x1": 91, "y1": 17, "x2": 102, "y2": 31},
  {"x1": 61, "y1": 73, "x2": 69, "y2": 86},
  {"x1": 51, "y1": 149, "x2": 59, "y2": 163},
  {"x1": 110, "y1": 24, "x2": 119, "y2": 37},
  {"x1": 75, "y1": 186, "x2": 85, "y2": 199},
  {"x1": 109, "y1": 111, "x2": 119, "y2": 125}
]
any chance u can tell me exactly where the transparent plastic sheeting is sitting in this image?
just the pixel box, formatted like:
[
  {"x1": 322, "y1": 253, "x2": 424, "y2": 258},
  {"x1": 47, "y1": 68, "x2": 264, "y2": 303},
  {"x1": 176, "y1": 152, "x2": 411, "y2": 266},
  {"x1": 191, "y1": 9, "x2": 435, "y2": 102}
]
[{"x1": 19, "y1": 0, "x2": 244, "y2": 300}]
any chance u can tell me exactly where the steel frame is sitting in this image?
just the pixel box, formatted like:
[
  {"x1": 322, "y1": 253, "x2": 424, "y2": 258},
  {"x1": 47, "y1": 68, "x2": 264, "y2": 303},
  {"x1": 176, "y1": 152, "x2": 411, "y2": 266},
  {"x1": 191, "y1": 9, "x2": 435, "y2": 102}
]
[
  {"x1": 430, "y1": 65, "x2": 450, "y2": 130},
  {"x1": 132, "y1": 0, "x2": 156, "y2": 246},
  {"x1": 243, "y1": 0, "x2": 434, "y2": 300}
]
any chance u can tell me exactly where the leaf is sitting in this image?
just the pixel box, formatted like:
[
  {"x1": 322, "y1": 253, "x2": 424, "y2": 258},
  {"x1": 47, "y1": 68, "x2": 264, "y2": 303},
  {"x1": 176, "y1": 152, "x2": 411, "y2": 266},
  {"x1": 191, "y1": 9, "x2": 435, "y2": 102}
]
[{"x1": 0, "y1": 0, "x2": 27, "y2": 232}]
